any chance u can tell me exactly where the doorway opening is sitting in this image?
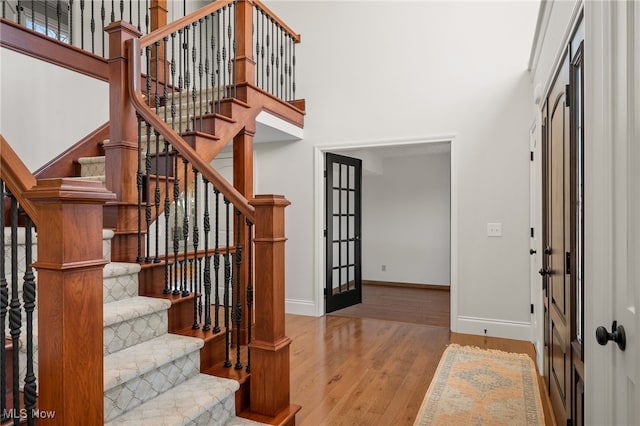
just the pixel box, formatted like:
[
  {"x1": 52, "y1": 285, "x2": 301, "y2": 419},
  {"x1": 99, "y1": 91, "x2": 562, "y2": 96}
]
[{"x1": 314, "y1": 137, "x2": 457, "y2": 329}]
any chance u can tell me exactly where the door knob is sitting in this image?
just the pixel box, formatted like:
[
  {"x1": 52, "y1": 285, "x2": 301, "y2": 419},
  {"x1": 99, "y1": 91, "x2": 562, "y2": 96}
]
[
  {"x1": 544, "y1": 246, "x2": 552, "y2": 255},
  {"x1": 530, "y1": 249, "x2": 537, "y2": 255},
  {"x1": 538, "y1": 267, "x2": 550, "y2": 276},
  {"x1": 596, "y1": 321, "x2": 626, "y2": 351}
]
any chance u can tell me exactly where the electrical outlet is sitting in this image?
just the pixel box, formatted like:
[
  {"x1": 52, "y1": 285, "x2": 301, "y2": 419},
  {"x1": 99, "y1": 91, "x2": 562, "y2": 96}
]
[
  {"x1": 487, "y1": 222, "x2": 502, "y2": 237},
  {"x1": 381, "y1": 265, "x2": 386, "y2": 272}
]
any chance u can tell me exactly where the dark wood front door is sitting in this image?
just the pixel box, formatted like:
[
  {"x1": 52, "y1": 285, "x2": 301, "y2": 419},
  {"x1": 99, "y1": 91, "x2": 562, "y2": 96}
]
[
  {"x1": 325, "y1": 153, "x2": 362, "y2": 313},
  {"x1": 543, "y1": 53, "x2": 572, "y2": 425},
  {"x1": 541, "y1": 21, "x2": 585, "y2": 425}
]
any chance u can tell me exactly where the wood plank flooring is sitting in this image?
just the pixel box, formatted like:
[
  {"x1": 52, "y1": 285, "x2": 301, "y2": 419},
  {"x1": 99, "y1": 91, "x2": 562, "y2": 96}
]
[
  {"x1": 286, "y1": 285, "x2": 554, "y2": 425},
  {"x1": 328, "y1": 283, "x2": 450, "y2": 328}
]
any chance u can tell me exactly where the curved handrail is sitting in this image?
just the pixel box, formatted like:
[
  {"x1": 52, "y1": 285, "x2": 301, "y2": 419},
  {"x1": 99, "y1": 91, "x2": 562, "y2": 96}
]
[
  {"x1": 252, "y1": 0, "x2": 301, "y2": 42},
  {"x1": 127, "y1": 37, "x2": 255, "y2": 219},
  {"x1": 0, "y1": 135, "x2": 39, "y2": 225},
  {"x1": 139, "y1": 0, "x2": 234, "y2": 48}
]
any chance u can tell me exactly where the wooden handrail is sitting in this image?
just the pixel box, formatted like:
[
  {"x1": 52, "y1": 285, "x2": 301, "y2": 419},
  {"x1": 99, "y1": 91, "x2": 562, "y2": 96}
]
[
  {"x1": 0, "y1": 18, "x2": 109, "y2": 82},
  {"x1": 127, "y1": 37, "x2": 255, "y2": 219},
  {"x1": 139, "y1": 0, "x2": 234, "y2": 48},
  {"x1": 0, "y1": 135, "x2": 39, "y2": 224},
  {"x1": 252, "y1": 0, "x2": 301, "y2": 42}
]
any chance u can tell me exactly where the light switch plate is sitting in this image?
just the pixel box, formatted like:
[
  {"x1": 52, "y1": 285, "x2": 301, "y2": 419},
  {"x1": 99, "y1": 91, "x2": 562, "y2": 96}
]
[{"x1": 487, "y1": 222, "x2": 502, "y2": 237}]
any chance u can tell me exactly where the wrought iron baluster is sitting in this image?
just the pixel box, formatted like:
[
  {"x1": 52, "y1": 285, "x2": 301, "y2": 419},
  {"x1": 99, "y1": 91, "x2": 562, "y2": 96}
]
[
  {"x1": 261, "y1": 10, "x2": 265, "y2": 91},
  {"x1": 198, "y1": 18, "x2": 204, "y2": 129},
  {"x1": 145, "y1": 45, "x2": 152, "y2": 107},
  {"x1": 23, "y1": 217, "x2": 36, "y2": 426},
  {"x1": 234, "y1": 209, "x2": 243, "y2": 370},
  {"x1": 205, "y1": 15, "x2": 210, "y2": 114},
  {"x1": 213, "y1": 188, "x2": 221, "y2": 333},
  {"x1": 90, "y1": 0, "x2": 95, "y2": 53},
  {"x1": 231, "y1": 1, "x2": 236, "y2": 98},
  {"x1": 128, "y1": 0, "x2": 132, "y2": 25},
  {"x1": 181, "y1": 158, "x2": 189, "y2": 297},
  {"x1": 265, "y1": 18, "x2": 270, "y2": 94},
  {"x1": 119, "y1": 0, "x2": 123, "y2": 21},
  {"x1": 101, "y1": 0, "x2": 105, "y2": 56},
  {"x1": 215, "y1": 10, "x2": 221, "y2": 113},
  {"x1": 172, "y1": 148, "x2": 181, "y2": 295},
  {"x1": 2, "y1": 1, "x2": 5, "y2": 19},
  {"x1": 137, "y1": 0, "x2": 140, "y2": 31},
  {"x1": 223, "y1": 197, "x2": 231, "y2": 367},
  {"x1": 163, "y1": 138, "x2": 171, "y2": 294},
  {"x1": 80, "y1": 0, "x2": 86, "y2": 48},
  {"x1": 245, "y1": 219, "x2": 253, "y2": 372},
  {"x1": 178, "y1": 28, "x2": 183, "y2": 133},
  {"x1": 271, "y1": 19, "x2": 275, "y2": 95},
  {"x1": 153, "y1": 42, "x2": 161, "y2": 263},
  {"x1": 56, "y1": 1, "x2": 61, "y2": 40},
  {"x1": 110, "y1": 0, "x2": 114, "y2": 22},
  {"x1": 136, "y1": 113, "x2": 144, "y2": 262},
  {"x1": 9, "y1": 193, "x2": 21, "y2": 423},
  {"x1": 171, "y1": 32, "x2": 177, "y2": 131},
  {"x1": 69, "y1": 0, "x2": 74, "y2": 46},
  {"x1": 281, "y1": 29, "x2": 286, "y2": 99},
  {"x1": 202, "y1": 179, "x2": 212, "y2": 331},
  {"x1": 222, "y1": 6, "x2": 227, "y2": 99},
  {"x1": 293, "y1": 40, "x2": 296, "y2": 99},
  {"x1": 16, "y1": 1, "x2": 21, "y2": 25},
  {"x1": 144, "y1": 120, "x2": 152, "y2": 263},
  {"x1": 44, "y1": 1, "x2": 49, "y2": 36},
  {"x1": 191, "y1": 21, "x2": 198, "y2": 131},
  {"x1": 145, "y1": 0, "x2": 148, "y2": 34},
  {"x1": 192, "y1": 168, "x2": 200, "y2": 329},
  {"x1": 184, "y1": 24, "x2": 191, "y2": 132},
  {"x1": 0, "y1": 181, "x2": 7, "y2": 418}
]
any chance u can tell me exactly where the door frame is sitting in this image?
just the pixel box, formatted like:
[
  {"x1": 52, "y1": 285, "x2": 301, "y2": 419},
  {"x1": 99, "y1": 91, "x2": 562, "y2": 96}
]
[
  {"x1": 584, "y1": 0, "x2": 639, "y2": 422},
  {"x1": 312, "y1": 135, "x2": 458, "y2": 327}
]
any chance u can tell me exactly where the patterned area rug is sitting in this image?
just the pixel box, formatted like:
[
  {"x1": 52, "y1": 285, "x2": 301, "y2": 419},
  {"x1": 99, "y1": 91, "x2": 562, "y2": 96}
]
[{"x1": 414, "y1": 344, "x2": 545, "y2": 426}]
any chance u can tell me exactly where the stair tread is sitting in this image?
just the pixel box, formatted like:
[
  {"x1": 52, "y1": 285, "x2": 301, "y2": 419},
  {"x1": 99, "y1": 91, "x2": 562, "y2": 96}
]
[
  {"x1": 104, "y1": 333, "x2": 204, "y2": 390},
  {"x1": 104, "y1": 262, "x2": 142, "y2": 278},
  {"x1": 104, "y1": 373, "x2": 238, "y2": 426},
  {"x1": 103, "y1": 296, "x2": 171, "y2": 327},
  {"x1": 77, "y1": 156, "x2": 106, "y2": 164}
]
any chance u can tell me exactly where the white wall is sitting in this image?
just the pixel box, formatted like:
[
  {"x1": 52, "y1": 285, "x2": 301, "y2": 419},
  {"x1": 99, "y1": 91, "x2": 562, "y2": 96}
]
[
  {"x1": 360, "y1": 152, "x2": 450, "y2": 286},
  {"x1": 0, "y1": 48, "x2": 109, "y2": 171},
  {"x1": 256, "y1": 1, "x2": 538, "y2": 339}
]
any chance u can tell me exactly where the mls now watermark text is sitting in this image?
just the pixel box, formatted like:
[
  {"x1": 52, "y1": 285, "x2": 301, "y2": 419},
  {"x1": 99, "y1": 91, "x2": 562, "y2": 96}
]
[{"x1": 3, "y1": 408, "x2": 56, "y2": 419}]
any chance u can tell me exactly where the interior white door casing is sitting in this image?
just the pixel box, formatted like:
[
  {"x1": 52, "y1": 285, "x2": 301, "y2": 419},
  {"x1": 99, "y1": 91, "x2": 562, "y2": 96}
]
[
  {"x1": 312, "y1": 136, "x2": 458, "y2": 326},
  {"x1": 529, "y1": 117, "x2": 544, "y2": 372},
  {"x1": 584, "y1": 1, "x2": 640, "y2": 424}
]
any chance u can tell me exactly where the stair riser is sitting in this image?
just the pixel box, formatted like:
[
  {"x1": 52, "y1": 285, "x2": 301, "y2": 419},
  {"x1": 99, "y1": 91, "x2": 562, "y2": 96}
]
[
  {"x1": 190, "y1": 395, "x2": 236, "y2": 426},
  {"x1": 104, "y1": 309, "x2": 168, "y2": 355},
  {"x1": 104, "y1": 350, "x2": 201, "y2": 422}
]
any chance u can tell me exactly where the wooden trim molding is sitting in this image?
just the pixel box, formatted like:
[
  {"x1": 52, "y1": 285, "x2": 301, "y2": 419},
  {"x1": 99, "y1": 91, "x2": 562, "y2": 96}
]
[
  {"x1": 34, "y1": 122, "x2": 110, "y2": 179},
  {"x1": 363, "y1": 280, "x2": 451, "y2": 291},
  {"x1": 0, "y1": 135, "x2": 39, "y2": 224},
  {"x1": 0, "y1": 18, "x2": 109, "y2": 82}
]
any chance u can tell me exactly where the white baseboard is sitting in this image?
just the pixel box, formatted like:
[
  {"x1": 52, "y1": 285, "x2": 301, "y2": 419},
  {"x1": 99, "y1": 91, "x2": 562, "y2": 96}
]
[
  {"x1": 285, "y1": 298, "x2": 319, "y2": 317},
  {"x1": 456, "y1": 316, "x2": 532, "y2": 341}
]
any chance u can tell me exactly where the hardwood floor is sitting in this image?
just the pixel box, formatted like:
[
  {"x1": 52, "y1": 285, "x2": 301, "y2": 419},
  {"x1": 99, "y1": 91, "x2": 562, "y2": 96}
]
[
  {"x1": 328, "y1": 283, "x2": 449, "y2": 328},
  {"x1": 286, "y1": 285, "x2": 555, "y2": 425}
]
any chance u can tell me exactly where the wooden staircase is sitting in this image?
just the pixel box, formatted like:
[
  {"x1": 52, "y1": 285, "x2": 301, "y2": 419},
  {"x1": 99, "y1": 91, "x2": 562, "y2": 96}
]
[{"x1": 0, "y1": 1, "x2": 304, "y2": 424}]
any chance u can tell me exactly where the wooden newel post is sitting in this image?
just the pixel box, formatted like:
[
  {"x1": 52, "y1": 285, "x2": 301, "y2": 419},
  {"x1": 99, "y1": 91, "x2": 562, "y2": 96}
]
[
  {"x1": 104, "y1": 21, "x2": 143, "y2": 262},
  {"x1": 26, "y1": 179, "x2": 115, "y2": 425},
  {"x1": 235, "y1": 0, "x2": 256, "y2": 88},
  {"x1": 248, "y1": 195, "x2": 292, "y2": 417}
]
